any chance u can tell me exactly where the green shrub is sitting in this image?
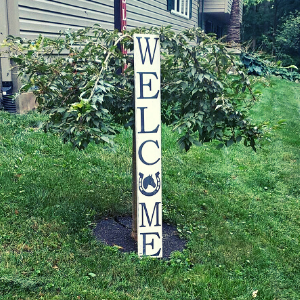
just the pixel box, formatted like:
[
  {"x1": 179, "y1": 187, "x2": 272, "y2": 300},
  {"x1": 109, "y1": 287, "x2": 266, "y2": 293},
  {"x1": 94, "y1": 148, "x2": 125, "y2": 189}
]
[
  {"x1": 241, "y1": 52, "x2": 300, "y2": 82},
  {"x1": 276, "y1": 11, "x2": 300, "y2": 67},
  {"x1": 3, "y1": 26, "x2": 261, "y2": 151}
]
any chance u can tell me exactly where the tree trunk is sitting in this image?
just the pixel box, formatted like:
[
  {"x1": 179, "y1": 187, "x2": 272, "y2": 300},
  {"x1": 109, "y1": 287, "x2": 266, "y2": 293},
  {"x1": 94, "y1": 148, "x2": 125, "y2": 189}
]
[{"x1": 227, "y1": 0, "x2": 241, "y2": 44}]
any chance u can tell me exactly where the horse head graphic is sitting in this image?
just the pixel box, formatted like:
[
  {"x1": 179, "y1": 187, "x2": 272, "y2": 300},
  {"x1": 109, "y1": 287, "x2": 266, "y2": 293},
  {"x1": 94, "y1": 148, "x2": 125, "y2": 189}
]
[{"x1": 143, "y1": 174, "x2": 156, "y2": 189}]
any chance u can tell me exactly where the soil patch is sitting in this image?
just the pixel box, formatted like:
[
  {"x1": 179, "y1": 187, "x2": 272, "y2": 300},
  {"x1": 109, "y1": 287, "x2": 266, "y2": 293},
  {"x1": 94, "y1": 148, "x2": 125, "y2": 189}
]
[{"x1": 93, "y1": 216, "x2": 186, "y2": 258}]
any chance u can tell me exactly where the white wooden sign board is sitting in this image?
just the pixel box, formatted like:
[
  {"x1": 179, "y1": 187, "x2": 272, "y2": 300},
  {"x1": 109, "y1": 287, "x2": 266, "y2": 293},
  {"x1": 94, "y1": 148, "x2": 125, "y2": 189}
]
[{"x1": 134, "y1": 34, "x2": 162, "y2": 257}]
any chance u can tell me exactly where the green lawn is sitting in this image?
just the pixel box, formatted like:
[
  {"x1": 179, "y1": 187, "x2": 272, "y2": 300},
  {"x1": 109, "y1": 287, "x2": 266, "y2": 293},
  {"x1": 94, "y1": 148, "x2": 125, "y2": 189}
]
[{"x1": 0, "y1": 77, "x2": 299, "y2": 299}]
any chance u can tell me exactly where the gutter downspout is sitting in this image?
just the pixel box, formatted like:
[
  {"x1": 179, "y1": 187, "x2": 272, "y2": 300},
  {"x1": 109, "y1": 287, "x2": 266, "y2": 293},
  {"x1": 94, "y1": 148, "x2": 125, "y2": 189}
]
[
  {"x1": 5, "y1": 0, "x2": 20, "y2": 95},
  {"x1": 0, "y1": 0, "x2": 12, "y2": 83}
]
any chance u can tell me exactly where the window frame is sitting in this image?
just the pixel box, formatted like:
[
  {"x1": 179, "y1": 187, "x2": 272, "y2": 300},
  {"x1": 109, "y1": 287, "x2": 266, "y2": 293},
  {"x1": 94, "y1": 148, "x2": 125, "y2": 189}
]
[{"x1": 168, "y1": 0, "x2": 193, "y2": 20}]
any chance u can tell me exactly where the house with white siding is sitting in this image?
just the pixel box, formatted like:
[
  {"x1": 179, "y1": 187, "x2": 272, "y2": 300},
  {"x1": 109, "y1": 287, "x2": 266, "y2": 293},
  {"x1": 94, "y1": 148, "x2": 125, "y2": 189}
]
[{"x1": 0, "y1": 0, "x2": 242, "y2": 113}]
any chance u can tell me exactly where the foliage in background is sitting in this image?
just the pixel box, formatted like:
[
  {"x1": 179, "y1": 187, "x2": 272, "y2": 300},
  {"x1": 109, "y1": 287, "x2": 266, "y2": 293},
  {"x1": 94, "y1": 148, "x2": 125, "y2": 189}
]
[
  {"x1": 276, "y1": 11, "x2": 300, "y2": 66},
  {"x1": 240, "y1": 52, "x2": 300, "y2": 81},
  {"x1": 3, "y1": 25, "x2": 261, "y2": 151},
  {"x1": 242, "y1": 0, "x2": 300, "y2": 67}
]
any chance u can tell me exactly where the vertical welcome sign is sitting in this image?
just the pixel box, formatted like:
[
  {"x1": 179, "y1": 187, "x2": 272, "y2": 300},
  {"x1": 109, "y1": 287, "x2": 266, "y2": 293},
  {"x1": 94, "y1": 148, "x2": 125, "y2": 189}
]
[{"x1": 134, "y1": 34, "x2": 162, "y2": 257}]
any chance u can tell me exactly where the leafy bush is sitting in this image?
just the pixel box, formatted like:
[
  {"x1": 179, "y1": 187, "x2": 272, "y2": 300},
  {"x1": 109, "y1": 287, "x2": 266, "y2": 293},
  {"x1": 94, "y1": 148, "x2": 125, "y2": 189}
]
[
  {"x1": 276, "y1": 11, "x2": 300, "y2": 67},
  {"x1": 242, "y1": 0, "x2": 300, "y2": 68},
  {"x1": 240, "y1": 52, "x2": 267, "y2": 76},
  {"x1": 3, "y1": 26, "x2": 261, "y2": 151},
  {"x1": 241, "y1": 52, "x2": 300, "y2": 82}
]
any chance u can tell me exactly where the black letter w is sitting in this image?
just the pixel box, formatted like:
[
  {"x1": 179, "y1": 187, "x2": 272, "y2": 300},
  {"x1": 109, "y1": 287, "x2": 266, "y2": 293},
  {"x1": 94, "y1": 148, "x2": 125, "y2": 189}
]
[{"x1": 137, "y1": 37, "x2": 159, "y2": 65}]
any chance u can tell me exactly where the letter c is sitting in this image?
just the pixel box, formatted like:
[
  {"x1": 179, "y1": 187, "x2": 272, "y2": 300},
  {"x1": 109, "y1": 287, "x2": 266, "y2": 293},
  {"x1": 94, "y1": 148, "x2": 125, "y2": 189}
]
[{"x1": 138, "y1": 140, "x2": 160, "y2": 166}]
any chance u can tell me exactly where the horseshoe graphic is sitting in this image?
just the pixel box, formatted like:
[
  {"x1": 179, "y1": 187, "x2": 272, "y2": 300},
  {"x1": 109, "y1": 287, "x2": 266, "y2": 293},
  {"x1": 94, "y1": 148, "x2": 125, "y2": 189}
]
[{"x1": 139, "y1": 172, "x2": 161, "y2": 196}]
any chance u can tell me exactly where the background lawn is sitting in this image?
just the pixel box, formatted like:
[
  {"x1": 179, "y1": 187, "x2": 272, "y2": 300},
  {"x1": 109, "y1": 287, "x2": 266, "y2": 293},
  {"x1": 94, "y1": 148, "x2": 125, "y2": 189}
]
[{"x1": 0, "y1": 77, "x2": 299, "y2": 299}]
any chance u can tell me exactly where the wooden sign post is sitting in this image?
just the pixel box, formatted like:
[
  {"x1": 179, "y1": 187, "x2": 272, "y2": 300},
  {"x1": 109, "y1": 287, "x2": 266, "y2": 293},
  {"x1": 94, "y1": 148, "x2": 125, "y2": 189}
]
[{"x1": 134, "y1": 34, "x2": 162, "y2": 257}]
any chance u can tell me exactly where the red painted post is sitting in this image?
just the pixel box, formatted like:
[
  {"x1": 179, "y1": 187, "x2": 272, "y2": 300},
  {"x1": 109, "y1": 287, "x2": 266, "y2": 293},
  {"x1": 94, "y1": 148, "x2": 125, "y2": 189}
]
[
  {"x1": 120, "y1": 0, "x2": 127, "y2": 68},
  {"x1": 121, "y1": 0, "x2": 127, "y2": 33}
]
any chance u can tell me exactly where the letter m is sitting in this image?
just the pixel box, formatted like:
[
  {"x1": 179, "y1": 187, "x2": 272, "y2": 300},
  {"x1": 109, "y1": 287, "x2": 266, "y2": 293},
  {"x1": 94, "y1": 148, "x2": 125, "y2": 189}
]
[
  {"x1": 139, "y1": 202, "x2": 161, "y2": 227},
  {"x1": 136, "y1": 37, "x2": 159, "y2": 65}
]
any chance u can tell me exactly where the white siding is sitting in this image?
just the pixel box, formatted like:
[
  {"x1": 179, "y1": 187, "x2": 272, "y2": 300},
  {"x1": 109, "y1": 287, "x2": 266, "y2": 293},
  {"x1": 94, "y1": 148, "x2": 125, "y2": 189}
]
[
  {"x1": 202, "y1": 0, "x2": 242, "y2": 15},
  {"x1": 18, "y1": 0, "x2": 115, "y2": 39},
  {"x1": 203, "y1": 0, "x2": 227, "y2": 14},
  {"x1": 126, "y1": 0, "x2": 198, "y2": 32},
  {"x1": 16, "y1": 0, "x2": 242, "y2": 40}
]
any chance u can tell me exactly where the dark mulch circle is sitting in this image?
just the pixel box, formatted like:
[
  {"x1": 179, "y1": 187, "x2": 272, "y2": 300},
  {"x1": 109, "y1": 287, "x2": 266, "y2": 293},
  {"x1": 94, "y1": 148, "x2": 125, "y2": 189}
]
[{"x1": 93, "y1": 216, "x2": 186, "y2": 258}]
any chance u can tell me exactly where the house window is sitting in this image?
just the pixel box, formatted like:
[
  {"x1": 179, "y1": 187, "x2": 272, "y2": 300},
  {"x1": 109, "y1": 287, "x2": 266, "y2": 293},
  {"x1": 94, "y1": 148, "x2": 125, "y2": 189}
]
[{"x1": 167, "y1": 0, "x2": 193, "y2": 19}]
